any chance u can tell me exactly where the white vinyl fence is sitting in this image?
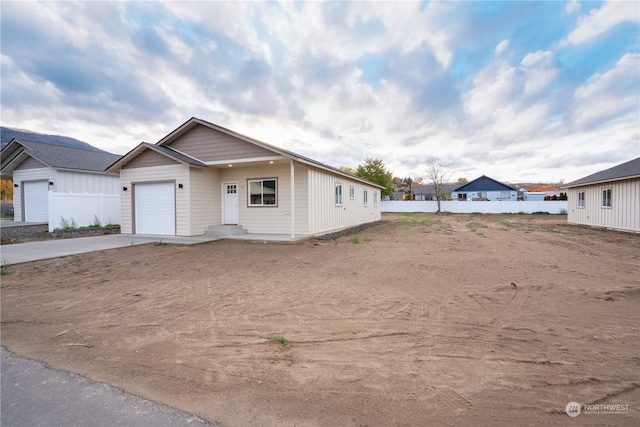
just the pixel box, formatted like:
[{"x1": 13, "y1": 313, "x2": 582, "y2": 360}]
[
  {"x1": 48, "y1": 192, "x2": 121, "y2": 232},
  {"x1": 382, "y1": 200, "x2": 568, "y2": 214}
]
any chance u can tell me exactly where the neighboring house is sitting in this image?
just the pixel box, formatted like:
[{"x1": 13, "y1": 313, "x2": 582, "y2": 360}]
[
  {"x1": 0, "y1": 139, "x2": 121, "y2": 222},
  {"x1": 523, "y1": 192, "x2": 546, "y2": 201},
  {"x1": 106, "y1": 117, "x2": 383, "y2": 237},
  {"x1": 413, "y1": 183, "x2": 457, "y2": 201},
  {"x1": 450, "y1": 175, "x2": 517, "y2": 201},
  {"x1": 564, "y1": 157, "x2": 640, "y2": 233}
]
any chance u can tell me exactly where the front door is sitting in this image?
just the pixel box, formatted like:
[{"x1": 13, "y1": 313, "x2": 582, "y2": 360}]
[{"x1": 223, "y1": 182, "x2": 238, "y2": 224}]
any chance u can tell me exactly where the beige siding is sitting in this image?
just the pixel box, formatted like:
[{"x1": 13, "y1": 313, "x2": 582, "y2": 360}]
[
  {"x1": 220, "y1": 164, "x2": 293, "y2": 234},
  {"x1": 56, "y1": 170, "x2": 120, "y2": 194},
  {"x1": 120, "y1": 164, "x2": 189, "y2": 235},
  {"x1": 187, "y1": 167, "x2": 221, "y2": 235},
  {"x1": 567, "y1": 178, "x2": 639, "y2": 232},
  {"x1": 294, "y1": 163, "x2": 309, "y2": 235},
  {"x1": 15, "y1": 156, "x2": 46, "y2": 170},
  {"x1": 13, "y1": 167, "x2": 54, "y2": 221},
  {"x1": 168, "y1": 125, "x2": 275, "y2": 162},
  {"x1": 122, "y1": 149, "x2": 177, "y2": 169},
  {"x1": 307, "y1": 166, "x2": 381, "y2": 235}
]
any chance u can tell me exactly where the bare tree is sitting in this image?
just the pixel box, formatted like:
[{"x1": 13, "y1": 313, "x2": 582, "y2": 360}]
[{"x1": 424, "y1": 159, "x2": 454, "y2": 213}]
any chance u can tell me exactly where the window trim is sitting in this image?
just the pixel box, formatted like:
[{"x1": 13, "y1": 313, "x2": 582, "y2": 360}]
[
  {"x1": 349, "y1": 185, "x2": 355, "y2": 200},
  {"x1": 363, "y1": 189, "x2": 368, "y2": 207},
  {"x1": 247, "y1": 178, "x2": 278, "y2": 207},
  {"x1": 577, "y1": 191, "x2": 585, "y2": 208},
  {"x1": 373, "y1": 191, "x2": 378, "y2": 207},
  {"x1": 335, "y1": 183, "x2": 343, "y2": 206},
  {"x1": 601, "y1": 187, "x2": 612, "y2": 208}
]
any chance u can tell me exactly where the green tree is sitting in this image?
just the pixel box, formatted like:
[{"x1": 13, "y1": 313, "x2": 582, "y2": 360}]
[{"x1": 355, "y1": 158, "x2": 394, "y2": 198}]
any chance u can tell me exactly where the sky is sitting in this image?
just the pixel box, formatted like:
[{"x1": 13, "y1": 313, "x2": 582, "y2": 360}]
[{"x1": 1, "y1": 1, "x2": 639, "y2": 183}]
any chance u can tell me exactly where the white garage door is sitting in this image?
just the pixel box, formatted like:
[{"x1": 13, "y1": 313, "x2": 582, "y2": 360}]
[
  {"x1": 24, "y1": 181, "x2": 49, "y2": 222},
  {"x1": 135, "y1": 182, "x2": 175, "y2": 235}
]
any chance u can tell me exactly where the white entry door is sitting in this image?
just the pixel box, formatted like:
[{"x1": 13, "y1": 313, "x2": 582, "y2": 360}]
[
  {"x1": 223, "y1": 182, "x2": 238, "y2": 225},
  {"x1": 135, "y1": 182, "x2": 175, "y2": 235},
  {"x1": 23, "y1": 180, "x2": 49, "y2": 222}
]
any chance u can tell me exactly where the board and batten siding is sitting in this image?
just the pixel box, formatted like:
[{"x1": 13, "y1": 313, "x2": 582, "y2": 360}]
[
  {"x1": 120, "y1": 164, "x2": 189, "y2": 235},
  {"x1": 187, "y1": 167, "x2": 221, "y2": 235},
  {"x1": 168, "y1": 125, "x2": 275, "y2": 162},
  {"x1": 307, "y1": 167, "x2": 381, "y2": 235},
  {"x1": 567, "y1": 178, "x2": 639, "y2": 232},
  {"x1": 13, "y1": 167, "x2": 54, "y2": 222}
]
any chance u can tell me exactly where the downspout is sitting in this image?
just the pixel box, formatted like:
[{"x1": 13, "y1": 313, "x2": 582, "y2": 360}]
[{"x1": 290, "y1": 159, "x2": 295, "y2": 239}]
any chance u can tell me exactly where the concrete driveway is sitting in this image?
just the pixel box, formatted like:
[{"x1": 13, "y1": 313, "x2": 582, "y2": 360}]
[{"x1": 0, "y1": 234, "x2": 221, "y2": 264}]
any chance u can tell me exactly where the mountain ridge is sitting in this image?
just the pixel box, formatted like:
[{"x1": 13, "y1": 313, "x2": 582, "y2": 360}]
[{"x1": 1, "y1": 127, "x2": 108, "y2": 153}]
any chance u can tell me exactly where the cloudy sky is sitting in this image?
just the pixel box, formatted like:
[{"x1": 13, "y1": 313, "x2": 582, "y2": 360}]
[{"x1": 1, "y1": 1, "x2": 639, "y2": 183}]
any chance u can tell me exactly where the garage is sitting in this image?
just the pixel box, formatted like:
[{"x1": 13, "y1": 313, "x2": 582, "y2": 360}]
[
  {"x1": 23, "y1": 180, "x2": 49, "y2": 222},
  {"x1": 134, "y1": 182, "x2": 175, "y2": 235}
]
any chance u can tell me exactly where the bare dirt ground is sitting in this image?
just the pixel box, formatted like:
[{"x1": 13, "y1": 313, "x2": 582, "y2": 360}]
[{"x1": 2, "y1": 213, "x2": 639, "y2": 426}]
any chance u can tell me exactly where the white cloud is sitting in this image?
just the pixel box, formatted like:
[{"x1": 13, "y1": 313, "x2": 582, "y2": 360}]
[
  {"x1": 570, "y1": 53, "x2": 640, "y2": 129},
  {"x1": 495, "y1": 39, "x2": 510, "y2": 55},
  {"x1": 565, "y1": 0, "x2": 582, "y2": 15},
  {"x1": 565, "y1": 1, "x2": 640, "y2": 45}
]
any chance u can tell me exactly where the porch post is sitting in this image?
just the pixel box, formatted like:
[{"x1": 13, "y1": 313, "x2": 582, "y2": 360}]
[{"x1": 290, "y1": 159, "x2": 295, "y2": 239}]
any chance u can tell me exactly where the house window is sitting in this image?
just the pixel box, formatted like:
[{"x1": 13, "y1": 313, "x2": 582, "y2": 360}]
[
  {"x1": 349, "y1": 185, "x2": 355, "y2": 200},
  {"x1": 373, "y1": 192, "x2": 378, "y2": 207},
  {"x1": 335, "y1": 184, "x2": 343, "y2": 206},
  {"x1": 363, "y1": 190, "x2": 368, "y2": 206},
  {"x1": 501, "y1": 191, "x2": 510, "y2": 199},
  {"x1": 602, "y1": 188, "x2": 612, "y2": 208},
  {"x1": 248, "y1": 179, "x2": 277, "y2": 206},
  {"x1": 458, "y1": 193, "x2": 467, "y2": 201},
  {"x1": 577, "y1": 191, "x2": 585, "y2": 208},
  {"x1": 477, "y1": 192, "x2": 487, "y2": 199}
]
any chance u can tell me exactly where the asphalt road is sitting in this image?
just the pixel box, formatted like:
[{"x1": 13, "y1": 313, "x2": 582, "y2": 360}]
[{"x1": 1, "y1": 346, "x2": 217, "y2": 427}]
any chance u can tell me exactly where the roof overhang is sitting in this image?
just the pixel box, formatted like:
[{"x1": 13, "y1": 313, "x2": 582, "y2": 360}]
[
  {"x1": 106, "y1": 142, "x2": 206, "y2": 172},
  {"x1": 155, "y1": 117, "x2": 384, "y2": 189},
  {"x1": 563, "y1": 174, "x2": 640, "y2": 188}
]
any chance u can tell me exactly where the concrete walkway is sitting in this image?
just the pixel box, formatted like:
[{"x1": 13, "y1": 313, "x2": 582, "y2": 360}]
[
  {"x1": 0, "y1": 232, "x2": 314, "y2": 265},
  {"x1": 1, "y1": 346, "x2": 216, "y2": 427},
  {"x1": 0, "y1": 234, "x2": 221, "y2": 265}
]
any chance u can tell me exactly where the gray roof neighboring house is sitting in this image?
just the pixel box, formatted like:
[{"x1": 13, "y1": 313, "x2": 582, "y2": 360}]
[
  {"x1": 564, "y1": 157, "x2": 640, "y2": 188},
  {"x1": 1, "y1": 139, "x2": 122, "y2": 179}
]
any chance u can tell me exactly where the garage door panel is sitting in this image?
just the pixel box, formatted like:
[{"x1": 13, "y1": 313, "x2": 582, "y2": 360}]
[
  {"x1": 24, "y1": 181, "x2": 49, "y2": 222},
  {"x1": 135, "y1": 182, "x2": 175, "y2": 235}
]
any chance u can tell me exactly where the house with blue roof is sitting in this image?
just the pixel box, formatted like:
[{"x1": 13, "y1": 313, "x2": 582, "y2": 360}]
[{"x1": 450, "y1": 175, "x2": 517, "y2": 201}]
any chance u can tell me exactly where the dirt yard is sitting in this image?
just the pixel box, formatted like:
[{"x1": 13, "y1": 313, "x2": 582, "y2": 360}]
[{"x1": 2, "y1": 213, "x2": 638, "y2": 426}]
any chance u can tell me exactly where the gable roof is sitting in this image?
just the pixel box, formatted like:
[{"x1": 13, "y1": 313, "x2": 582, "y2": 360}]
[
  {"x1": 453, "y1": 175, "x2": 516, "y2": 192},
  {"x1": 108, "y1": 117, "x2": 383, "y2": 189},
  {"x1": 564, "y1": 157, "x2": 640, "y2": 188},
  {"x1": 104, "y1": 142, "x2": 207, "y2": 171},
  {"x1": 1, "y1": 138, "x2": 121, "y2": 179}
]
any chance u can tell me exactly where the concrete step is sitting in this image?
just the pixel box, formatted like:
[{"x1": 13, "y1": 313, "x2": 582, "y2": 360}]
[{"x1": 204, "y1": 225, "x2": 248, "y2": 236}]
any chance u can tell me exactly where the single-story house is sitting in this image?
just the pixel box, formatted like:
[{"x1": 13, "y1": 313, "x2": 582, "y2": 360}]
[
  {"x1": 451, "y1": 175, "x2": 517, "y2": 201},
  {"x1": 0, "y1": 139, "x2": 121, "y2": 222},
  {"x1": 106, "y1": 117, "x2": 383, "y2": 237},
  {"x1": 412, "y1": 183, "x2": 457, "y2": 201},
  {"x1": 523, "y1": 192, "x2": 546, "y2": 201},
  {"x1": 564, "y1": 157, "x2": 639, "y2": 233}
]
